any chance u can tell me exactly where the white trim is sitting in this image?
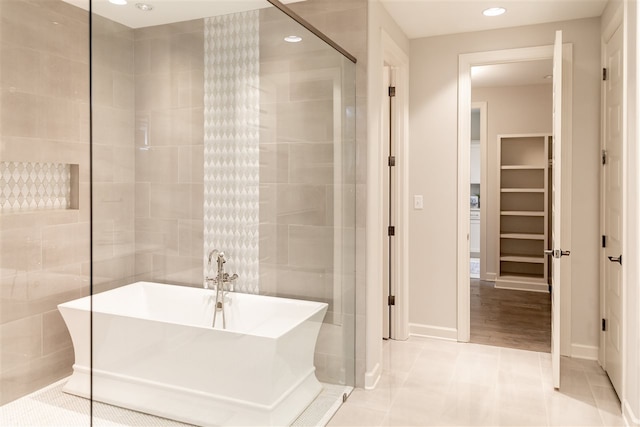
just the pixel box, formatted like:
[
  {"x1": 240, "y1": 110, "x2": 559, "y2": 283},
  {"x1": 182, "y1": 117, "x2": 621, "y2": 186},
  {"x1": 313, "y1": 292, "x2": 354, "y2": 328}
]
[
  {"x1": 571, "y1": 344, "x2": 600, "y2": 361},
  {"x1": 365, "y1": 20, "x2": 409, "y2": 389},
  {"x1": 624, "y1": 399, "x2": 640, "y2": 427},
  {"x1": 494, "y1": 280, "x2": 549, "y2": 293},
  {"x1": 472, "y1": 101, "x2": 491, "y2": 281},
  {"x1": 457, "y1": 45, "x2": 573, "y2": 354},
  {"x1": 364, "y1": 362, "x2": 381, "y2": 390},
  {"x1": 409, "y1": 323, "x2": 458, "y2": 341},
  {"x1": 381, "y1": 29, "x2": 410, "y2": 341}
]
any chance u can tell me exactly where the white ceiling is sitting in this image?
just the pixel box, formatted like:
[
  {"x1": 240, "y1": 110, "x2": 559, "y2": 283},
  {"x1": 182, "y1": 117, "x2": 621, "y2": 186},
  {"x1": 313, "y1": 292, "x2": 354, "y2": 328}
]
[
  {"x1": 380, "y1": 0, "x2": 608, "y2": 39},
  {"x1": 472, "y1": 59, "x2": 553, "y2": 88},
  {"x1": 62, "y1": 0, "x2": 304, "y2": 28}
]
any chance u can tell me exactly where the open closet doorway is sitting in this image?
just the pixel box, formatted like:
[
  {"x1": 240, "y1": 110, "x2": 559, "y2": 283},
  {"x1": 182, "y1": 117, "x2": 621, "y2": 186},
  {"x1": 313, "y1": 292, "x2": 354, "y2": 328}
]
[{"x1": 468, "y1": 60, "x2": 554, "y2": 353}]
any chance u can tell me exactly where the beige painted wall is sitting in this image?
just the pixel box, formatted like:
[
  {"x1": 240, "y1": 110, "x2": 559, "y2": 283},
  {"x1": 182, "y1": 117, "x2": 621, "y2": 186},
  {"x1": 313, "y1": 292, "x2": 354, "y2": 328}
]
[
  {"x1": 409, "y1": 18, "x2": 602, "y2": 352},
  {"x1": 471, "y1": 84, "x2": 552, "y2": 279}
]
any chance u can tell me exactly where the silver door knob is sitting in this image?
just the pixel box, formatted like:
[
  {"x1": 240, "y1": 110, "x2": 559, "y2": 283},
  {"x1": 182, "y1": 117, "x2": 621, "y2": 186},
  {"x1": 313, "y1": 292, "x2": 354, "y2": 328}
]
[{"x1": 544, "y1": 249, "x2": 571, "y2": 258}]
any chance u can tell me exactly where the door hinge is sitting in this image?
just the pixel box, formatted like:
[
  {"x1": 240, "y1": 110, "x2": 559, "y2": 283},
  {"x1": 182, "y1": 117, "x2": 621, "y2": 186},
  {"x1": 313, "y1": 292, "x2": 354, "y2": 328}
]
[
  {"x1": 387, "y1": 226, "x2": 395, "y2": 236},
  {"x1": 602, "y1": 149, "x2": 607, "y2": 165},
  {"x1": 602, "y1": 318, "x2": 607, "y2": 332},
  {"x1": 388, "y1": 295, "x2": 396, "y2": 306},
  {"x1": 388, "y1": 156, "x2": 396, "y2": 167},
  {"x1": 602, "y1": 235, "x2": 607, "y2": 248},
  {"x1": 389, "y1": 86, "x2": 396, "y2": 97},
  {"x1": 603, "y1": 68, "x2": 608, "y2": 81}
]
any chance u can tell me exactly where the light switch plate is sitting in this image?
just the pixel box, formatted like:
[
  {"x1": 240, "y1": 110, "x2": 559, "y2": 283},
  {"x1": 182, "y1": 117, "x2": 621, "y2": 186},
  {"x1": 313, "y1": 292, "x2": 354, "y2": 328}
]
[{"x1": 414, "y1": 195, "x2": 424, "y2": 210}]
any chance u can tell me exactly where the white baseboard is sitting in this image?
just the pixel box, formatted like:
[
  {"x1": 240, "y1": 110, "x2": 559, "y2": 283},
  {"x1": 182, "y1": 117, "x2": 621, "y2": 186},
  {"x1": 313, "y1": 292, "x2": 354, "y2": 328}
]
[
  {"x1": 495, "y1": 279, "x2": 549, "y2": 293},
  {"x1": 624, "y1": 399, "x2": 640, "y2": 427},
  {"x1": 483, "y1": 272, "x2": 497, "y2": 282},
  {"x1": 571, "y1": 344, "x2": 599, "y2": 360},
  {"x1": 364, "y1": 362, "x2": 381, "y2": 390},
  {"x1": 409, "y1": 323, "x2": 457, "y2": 341}
]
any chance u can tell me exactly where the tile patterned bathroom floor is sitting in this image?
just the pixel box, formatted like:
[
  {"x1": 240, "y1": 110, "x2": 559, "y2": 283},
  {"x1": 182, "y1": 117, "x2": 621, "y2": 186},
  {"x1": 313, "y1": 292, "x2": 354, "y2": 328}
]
[
  {"x1": 328, "y1": 337, "x2": 625, "y2": 427},
  {"x1": 0, "y1": 379, "x2": 348, "y2": 426}
]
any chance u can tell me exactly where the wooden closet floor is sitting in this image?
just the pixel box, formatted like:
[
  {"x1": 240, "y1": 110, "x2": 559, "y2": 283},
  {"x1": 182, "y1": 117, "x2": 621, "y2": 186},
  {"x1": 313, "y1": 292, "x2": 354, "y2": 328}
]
[{"x1": 470, "y1": 279, "x2": 551, "y2": 353}]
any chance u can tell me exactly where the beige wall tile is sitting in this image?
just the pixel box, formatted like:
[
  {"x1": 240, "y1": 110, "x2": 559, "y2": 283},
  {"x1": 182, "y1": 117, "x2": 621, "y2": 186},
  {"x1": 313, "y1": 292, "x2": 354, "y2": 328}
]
[
  {"x1": 149, "y1": 183, "x2": 191, "y2": 219},
  {"x1": 0, "y1": 46, "x2": 41, "y2": 94},
  {"x1": 0, "y1": 347, "x2": 74, "y2": 405},
  {"x1": 190, "y1": 184, "x2": 204, "y2": 221},
  {"x1": 276, "y1": 99, "x2": 334, "y2": 142},
  {"x1": 260, "y1": 143, "x2": 289, "y2": 184},
  {"x1": 113, "y1": 72, "x2": 135, "y2": 110},
  {"x1": 135, "y1": 183, "x2": 150, "y2": 218},
  {"x1": 41, "y1": 223, "x2": 90, "y2": 269},
  {"x1": 178, "y1": 220, "x2": 203, "y2": 258},
  {"x1": 0, "y1": 315, "x2": 42, "y2": 373},
  {"x1": 276, "y1": 184, "x2": 328, "y2": 225},
  {"x1": 0, "y1": 228, "x2": 42, "y2": 274},
  {"x1": 92, "y1": 144, "x2": 114, "y2": 182},
  {"x1": 288, "y1": 225, "x2": 334, "y2": 270},
  {"x1": 258, "y1": 224, "x2": 289, "y2": 265},
  {"x1": 136, "y1": 146, "x2": 179, "y2": 183},
  {"x1": 92, "y1": 66, "x2": 114, "y2": 106},
  {"x1": 0, "y1": 92, "x2": 40, "y2": 138},
  {"x1": 289, "y1": 142, "x2": 333, "y2": 184},
  {"x1": 41, "y1": 54, "x2": 89, "y2": 101},
  {"x1": 92, "y1": 220, "x2": 115, "y2": 261},
  {"x1": 42, "y1": 310, "x2": 72, "y2": 355}
]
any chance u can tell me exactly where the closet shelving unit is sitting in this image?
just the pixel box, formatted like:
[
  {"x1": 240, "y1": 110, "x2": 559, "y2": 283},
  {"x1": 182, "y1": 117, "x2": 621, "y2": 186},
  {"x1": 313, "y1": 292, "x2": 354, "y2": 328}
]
[{"x1": 496, "y1": 134, "x2": 550, "y2": 292}]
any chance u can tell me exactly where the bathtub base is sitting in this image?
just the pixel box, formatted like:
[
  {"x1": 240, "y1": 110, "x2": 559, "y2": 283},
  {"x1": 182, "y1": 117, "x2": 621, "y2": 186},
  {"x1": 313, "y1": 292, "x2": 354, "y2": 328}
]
[{"x1": 63, "y1": 365, "x2": 322, "y2": 426}]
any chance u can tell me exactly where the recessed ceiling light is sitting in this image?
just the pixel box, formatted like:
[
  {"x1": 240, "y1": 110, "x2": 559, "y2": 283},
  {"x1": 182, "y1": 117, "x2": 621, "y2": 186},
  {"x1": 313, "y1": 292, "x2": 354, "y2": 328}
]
[
  {"x1": 136, "y1": 3, "x2": 153, "y2": 11},
  {"x1": 483, "y1": 7, "x2": 506, "y2": 17},
  {"x1": 544, "y1": 74, "x2": 552, "y2": 79},
  {"x1": 109, "y1": 0, "x2": 127, "y2": 5},
  {"x1": 284, "y1": 35, "x2": 302, "y2": 43}
]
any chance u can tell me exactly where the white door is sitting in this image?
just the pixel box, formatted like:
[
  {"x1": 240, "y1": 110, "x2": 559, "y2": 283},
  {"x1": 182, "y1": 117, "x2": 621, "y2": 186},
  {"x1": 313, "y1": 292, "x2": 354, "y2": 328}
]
[
  {"x1": 548, "y1": 30, "x2": 570, "y2": 390},
  {"x1": 603, "y1": 24, "x2": 623, "y2": 397}
]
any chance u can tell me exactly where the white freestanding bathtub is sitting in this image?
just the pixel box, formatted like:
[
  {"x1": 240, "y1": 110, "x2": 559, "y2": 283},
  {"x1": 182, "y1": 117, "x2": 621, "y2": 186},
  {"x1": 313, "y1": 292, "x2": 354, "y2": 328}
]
[{"x1": 58, "y1": 281, "x2": 328, "y2": 426}]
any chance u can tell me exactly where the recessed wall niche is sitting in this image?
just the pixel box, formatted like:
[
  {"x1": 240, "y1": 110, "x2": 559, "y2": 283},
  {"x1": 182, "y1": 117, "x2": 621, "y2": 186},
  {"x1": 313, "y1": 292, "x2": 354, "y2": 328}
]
[{"x1": 0, "y1": 161, "x2": 80, "y2": 212}]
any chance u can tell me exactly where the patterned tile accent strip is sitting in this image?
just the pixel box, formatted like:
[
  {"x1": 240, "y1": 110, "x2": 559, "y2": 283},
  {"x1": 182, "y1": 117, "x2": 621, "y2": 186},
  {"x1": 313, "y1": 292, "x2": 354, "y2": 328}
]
[
  {"x1": 0, "y1": 161, "x2": 71, "y2": 212},
  {"x1": 203, "y1": 11, "x2": 260, "y2": 294}
]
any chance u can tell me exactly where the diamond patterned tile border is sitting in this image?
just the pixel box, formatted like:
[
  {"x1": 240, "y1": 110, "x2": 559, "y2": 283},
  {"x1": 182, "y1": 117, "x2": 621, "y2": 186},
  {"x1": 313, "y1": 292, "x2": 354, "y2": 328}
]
[
  {"x1": 203, "y1": 11, "x2": 260, "y2": 294},
  {"x1": 0, "y1": 161, "x2": 71, "y2": 213}
]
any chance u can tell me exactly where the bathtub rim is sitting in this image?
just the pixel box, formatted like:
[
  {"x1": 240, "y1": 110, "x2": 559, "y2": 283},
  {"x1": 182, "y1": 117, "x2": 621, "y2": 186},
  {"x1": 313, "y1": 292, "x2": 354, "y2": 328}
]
[{"x1": 58, "y1": 281, "x2": 329, "y2": 338}]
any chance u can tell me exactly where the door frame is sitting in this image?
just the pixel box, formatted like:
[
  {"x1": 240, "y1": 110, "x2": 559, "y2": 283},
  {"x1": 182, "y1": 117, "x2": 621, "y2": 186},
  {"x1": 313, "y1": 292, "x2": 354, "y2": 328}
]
[
  {"x1": 456, "y1": 45, "x2": 573, "y2": 355},
  {"x1": 471, "y1": 101, "x2": 490, "y2": 281},
  {"x1": 381, "y1": 30, "x2": 410, "y2": 342},
  {"x1": 365, "y1": 27, "x2": 409, "y2": 389}
]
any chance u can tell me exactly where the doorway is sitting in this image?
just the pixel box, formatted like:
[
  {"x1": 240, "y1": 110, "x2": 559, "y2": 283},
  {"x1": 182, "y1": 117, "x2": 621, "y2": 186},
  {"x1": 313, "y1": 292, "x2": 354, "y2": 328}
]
[
  {"x1": 457, "y1": 42, "x2": 574, "y2": 391},
  {"x1": 468, "y1": 61, "x2": 553, "y2": 353}
]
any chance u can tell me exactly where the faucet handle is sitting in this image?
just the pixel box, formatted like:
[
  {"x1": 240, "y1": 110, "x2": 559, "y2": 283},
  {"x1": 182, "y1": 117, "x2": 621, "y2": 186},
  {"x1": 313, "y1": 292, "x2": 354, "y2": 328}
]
[{"x1": 204, "y1": 276, "x2": 216, "y2": 289}]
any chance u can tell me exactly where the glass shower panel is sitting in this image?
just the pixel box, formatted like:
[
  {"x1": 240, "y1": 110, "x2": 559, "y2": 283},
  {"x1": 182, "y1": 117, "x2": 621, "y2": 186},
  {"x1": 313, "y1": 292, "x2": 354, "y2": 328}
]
[
  {"x1": 258, "y1": 8, "x2": 357, "y2": 389},
  {"x1": 0, "y1": 0, "x2": 91, "y2": 423},
  {"x1": 87, "y1": 0, "x2": 356, "y2": 424}
]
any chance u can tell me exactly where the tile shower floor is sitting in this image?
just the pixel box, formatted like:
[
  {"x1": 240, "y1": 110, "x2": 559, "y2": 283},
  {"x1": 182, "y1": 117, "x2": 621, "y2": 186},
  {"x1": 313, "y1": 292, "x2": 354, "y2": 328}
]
[
  {"x1": 0, "y1": 379, "x2": 350, "y2": 426},
  {"x1": 327, "y1": 337, "x2": 624, "y2": 426}
]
